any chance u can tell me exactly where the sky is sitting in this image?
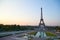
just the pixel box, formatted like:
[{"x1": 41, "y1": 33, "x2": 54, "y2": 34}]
[{"x1": 0, "y1": 0, "x2": 60, "y2": 26}]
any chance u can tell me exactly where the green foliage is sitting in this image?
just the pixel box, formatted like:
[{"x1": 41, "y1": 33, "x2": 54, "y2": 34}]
[
  {"x1": 0, "y1": 24, "x2": 34, "y2": 32},
  {"x1": 46, "y1": 32, "x2": 56, "y2": 37},
  {"x1": 56, "y1": 26, "x2": 60, "y2": 30},
  {"x1": 28, "y1": 31, "x2": 37, "y2": 35}
]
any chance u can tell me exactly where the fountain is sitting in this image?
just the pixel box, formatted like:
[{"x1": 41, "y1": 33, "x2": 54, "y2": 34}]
[
  {"x1": 35, "y1": 25, "x2": 47, "y2": 38},
  {"x1": 35, "y1": 31, "x2": 47, "y2": 38}
]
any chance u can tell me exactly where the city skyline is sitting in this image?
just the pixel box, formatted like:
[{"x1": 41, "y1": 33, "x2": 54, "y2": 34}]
[{"x1": 0, "y1": 0, "x2": 60, "y2": 26}]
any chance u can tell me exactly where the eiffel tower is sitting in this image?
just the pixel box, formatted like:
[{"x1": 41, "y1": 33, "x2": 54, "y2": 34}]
[
  {"x1": 39, "y1": 8, "x2": 45, "y2": 27},
  {"x1": 35, "y1": 8, "x2": 47, "y2": 39},
  {"x1": 38, "y1": 8, "x2": 45, "y2": 31}
]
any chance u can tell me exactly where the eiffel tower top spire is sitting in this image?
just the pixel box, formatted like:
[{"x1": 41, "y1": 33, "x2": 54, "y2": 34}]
[{"x1": 41, "y1": 8, "x2": 43, "y2": 19}]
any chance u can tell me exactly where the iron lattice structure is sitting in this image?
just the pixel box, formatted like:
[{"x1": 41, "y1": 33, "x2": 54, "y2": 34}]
[{"x1": 39, "y1": 8, "x2": 45, "y2": 27}]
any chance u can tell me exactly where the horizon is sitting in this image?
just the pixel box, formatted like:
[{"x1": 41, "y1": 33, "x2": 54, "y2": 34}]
[{"x1": 0, "y1": 0, "x2": 60, "y2": 26}]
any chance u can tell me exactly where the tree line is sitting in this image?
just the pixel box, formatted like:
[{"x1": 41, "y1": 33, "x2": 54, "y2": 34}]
[
  {"x1": 0, "y1": 24, "x2": 34, "y2": 32},
  {"x1": 0, "y1": 24, "x2": 60, "y2": 32}
]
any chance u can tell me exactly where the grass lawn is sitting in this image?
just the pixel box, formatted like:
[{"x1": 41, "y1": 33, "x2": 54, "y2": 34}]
[
  {"x1": 28, "y1": 31, "x2": 37, "y2": 35},
  {"x1": 46, "y1": 32, "x2": 57, "y2": 37}
]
